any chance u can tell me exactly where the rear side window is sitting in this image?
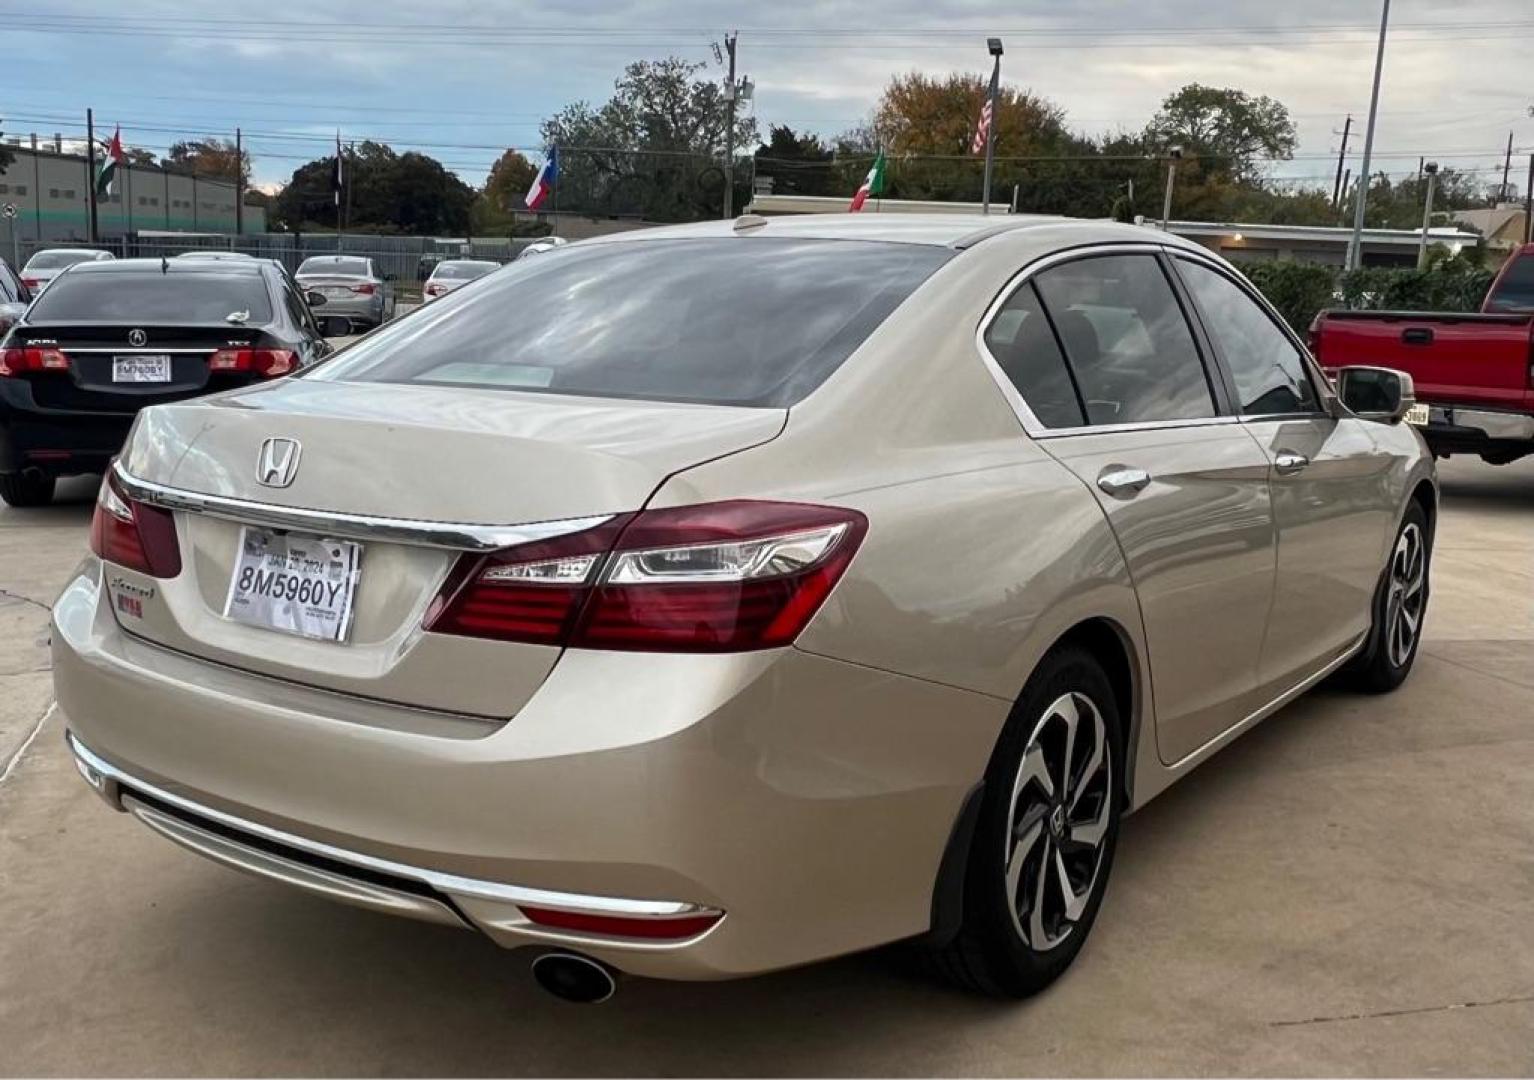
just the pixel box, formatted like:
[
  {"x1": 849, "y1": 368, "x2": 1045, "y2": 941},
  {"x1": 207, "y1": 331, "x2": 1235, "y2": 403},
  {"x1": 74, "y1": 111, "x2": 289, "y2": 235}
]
[
  {"x1": 1485, "y1": 253, "x2": 1534, "y2": 313},
  {"x1": 1033, "y1": 254, "x2": 1215, "y2": 426},
  {"x1": 310, "y1": 238, "x2": 952, "y2": 407},
  {"x1": 26, "y1": 272, "x2": 274, "y2": 323},
  {"x1": 1176, "y1": 259, "x2": 1320, "y2": 416},
  {"x1": 983, "y1": 282, "x2": 1085, "y2": 428}
]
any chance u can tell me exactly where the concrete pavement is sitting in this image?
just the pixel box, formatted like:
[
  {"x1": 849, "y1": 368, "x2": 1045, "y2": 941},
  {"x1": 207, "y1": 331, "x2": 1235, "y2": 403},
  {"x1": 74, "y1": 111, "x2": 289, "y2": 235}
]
[{"x1": 1, "y1": 458, "x2": 1531, "y2": 1076}]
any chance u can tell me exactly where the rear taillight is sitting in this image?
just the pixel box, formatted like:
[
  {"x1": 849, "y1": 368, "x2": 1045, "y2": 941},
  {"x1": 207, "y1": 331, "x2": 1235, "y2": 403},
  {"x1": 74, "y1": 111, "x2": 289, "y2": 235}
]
[
  {"x1": 0, "y1": 346, "x2": 70, "y2": 376},
  {"x1": 89, "y1": 473, "x2": 182, "y2": 578},
  {"x1": 208, "y1": 348, "x2": 298, "y2": 377},
  {"x1": 351, "y1": 283, "x2": 377, "y2": 295},
  {"x1": 20, "y1": 277, "x2": 39, "y2": 289},
  {"x1": 424, "y1": 283, "x2": 443, "y2": 296},
  {"x1": 426, "y1": 501, "x2": 867, "y2": 652}
]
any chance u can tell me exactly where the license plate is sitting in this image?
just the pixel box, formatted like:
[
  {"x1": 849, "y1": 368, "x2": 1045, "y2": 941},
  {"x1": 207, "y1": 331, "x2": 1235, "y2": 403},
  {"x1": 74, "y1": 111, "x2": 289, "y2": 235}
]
[
  {"x1": 322, "y1": 286, "x2": 352, "y2": 298},
  {"x1": 1405, "y1": 403, "x2": 1431, "y2": 426},
  {"x1": 223, "y1": 527, "x2": 362, "y2": 642},
  {"x1": 112, "y1": 354, "x2": 172, "y2": 382}
]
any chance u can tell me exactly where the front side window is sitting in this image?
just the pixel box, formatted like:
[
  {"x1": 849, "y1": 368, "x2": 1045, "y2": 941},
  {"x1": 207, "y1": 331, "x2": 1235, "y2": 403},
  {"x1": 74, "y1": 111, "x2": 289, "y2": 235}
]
[
  {"x1": 1177, "y1": 259, "x2": 1319, "y2": 416},
  {"x1": 1033, "y1": 254, "x2": 1215, "y2": 425},
  {"x1": 982, "y1": 282, "x2": 1084, "y2": 428}
]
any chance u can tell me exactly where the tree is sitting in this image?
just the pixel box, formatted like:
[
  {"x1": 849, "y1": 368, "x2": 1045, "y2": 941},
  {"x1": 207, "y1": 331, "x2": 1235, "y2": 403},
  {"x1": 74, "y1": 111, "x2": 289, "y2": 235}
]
[
  {"x1": 1145, "y1": 84, "x2": 1297, "y2": 183},
  {"x1": 484, "y1": 149, "x2": 538, "y2": 211},
  {"x1": 540, "y1": 56, "x2": 758, "y2": 221},
  {"x1": 753, "y1": 126, "x2": 835, "y2": 197},
  {"x1": 166, "y1": 137, "x2": 251, "y2": 187},
  {"x1": 269, "y1": 141, "x2": 474, "y2": 234},
  {"x1": 122, "y1": 146, "x2": 158, "y2": 166}
]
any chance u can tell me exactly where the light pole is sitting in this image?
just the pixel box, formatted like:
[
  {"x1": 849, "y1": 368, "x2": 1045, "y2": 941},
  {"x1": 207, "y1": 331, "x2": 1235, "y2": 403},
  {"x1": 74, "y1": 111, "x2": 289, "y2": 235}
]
[
  {"x1": 721, "y1": 32, "x2": 738, "y2": 219},
  {"x1": 1160, "y1": 145, "x2": 1183, "y2": 230},
  {"x1": 980, "y1": 37, "x2": 1003, "y2": 215},
  {"x1": 1346, "y1": 0, "x2": 1391, "y2": 271},
  {"x1": 1417, "y1": 161, "x2": 1439, "y2": 269}
]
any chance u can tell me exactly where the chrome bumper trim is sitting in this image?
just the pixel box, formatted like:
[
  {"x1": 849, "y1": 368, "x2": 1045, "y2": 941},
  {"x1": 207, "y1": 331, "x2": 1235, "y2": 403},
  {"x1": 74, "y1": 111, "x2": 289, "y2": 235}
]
[
  {"x1": 67, "y1": 732, "x2": 720, "y2": 921},
  {"x1": 1446, "y1": 407, "x2": 1534, "y2": 442},
  {"x1": 112, "y1": 461, "x2": 611, "y2": 553}
]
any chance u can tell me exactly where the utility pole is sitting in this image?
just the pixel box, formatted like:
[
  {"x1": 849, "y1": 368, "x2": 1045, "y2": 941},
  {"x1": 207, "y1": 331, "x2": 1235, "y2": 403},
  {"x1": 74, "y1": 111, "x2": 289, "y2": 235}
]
[
  {"x1": 343, "y1": 142, "x2": 354, "y2": 233},
  {"x1": 1525, "y1": 154, "x2": 1533, "y2": 245},
  {"x1": 85, "y1": 108, "x2": 99, "y2": 243},
  {"x1": 1500, "y1": 130, "x2": 1513, "y2": 203},
  {"x1": 1331, "y1": 115, "x2": 1352, "y2": 209},
  {"x1": 721, "y1": 32, "x2": 738, "y2": 219},
  {"x1": 235, "y1": 127, "x2": 244, "y2": 236},
  {"x1": 1417, "y1": 161, "x2": 1438, "y2": 270},
  {"x1": 1161, "y1": 146, "x2": 1183, "y2": 230},
  {"x1": 1346, "y1": 0, "x2": 1391, "y2": 271},
  {"x1": 981, "y1": 37, "x2": 1003, "y2": 214},
  {"x1": 1338, "y1": 168, "x2": 1352, "y2": 226}
]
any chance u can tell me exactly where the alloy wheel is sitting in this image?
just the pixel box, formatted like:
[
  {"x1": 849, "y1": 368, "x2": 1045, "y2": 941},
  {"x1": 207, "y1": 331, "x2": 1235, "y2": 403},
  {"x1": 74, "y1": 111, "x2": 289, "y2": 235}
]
[
  {"x1": 1385, "y1": 522, "x2": 1426, "y2": 668},
  {"x1": 1003, "y1": 691, "x2": 1113, "y2": 952}
]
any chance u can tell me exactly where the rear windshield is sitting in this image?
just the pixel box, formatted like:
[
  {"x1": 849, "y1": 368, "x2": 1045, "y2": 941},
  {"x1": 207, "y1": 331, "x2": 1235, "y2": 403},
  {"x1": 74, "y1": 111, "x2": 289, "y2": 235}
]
[
  {"x1": 298, "y1": 257, "x2": 370, "y2": 278},
  {"x1": 433, "y1": 261, "x2": 498, "y2": 280},
  {"x1": 27, "y1": 250, "x2": 101, "y2": 270},
  {"x1": 1485, "y1": 253, "x2": 1534, "y2": 313},
  {"x1": 308, "y1": 238, "x2": 951, "y2": 407},
  {"x1": 27, "y1": 271, "x2": 274, "y2": 323}
]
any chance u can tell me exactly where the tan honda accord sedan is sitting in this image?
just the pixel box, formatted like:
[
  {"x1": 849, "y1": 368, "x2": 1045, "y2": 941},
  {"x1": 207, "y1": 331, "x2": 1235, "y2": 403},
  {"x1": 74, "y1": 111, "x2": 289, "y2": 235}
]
[{"x1": 53, "y1": 215, "x2": 1435, "y2": 1002}]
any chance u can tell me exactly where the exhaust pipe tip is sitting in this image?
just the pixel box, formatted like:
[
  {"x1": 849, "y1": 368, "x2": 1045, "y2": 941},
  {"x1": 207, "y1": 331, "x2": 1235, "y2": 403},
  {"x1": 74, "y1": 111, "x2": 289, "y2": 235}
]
[{"x1": 531, "y1": 951, "x2": 618, "y2": 1004}]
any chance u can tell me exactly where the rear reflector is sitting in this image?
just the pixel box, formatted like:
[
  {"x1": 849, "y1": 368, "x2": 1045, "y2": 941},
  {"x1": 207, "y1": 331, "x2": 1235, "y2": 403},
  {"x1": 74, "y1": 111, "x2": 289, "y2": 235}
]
[
  {"x1": 518, "y1": 906, "x2": 723, "y2": 941},
  {"x1": 89, "y1": 472, "x2": 182, "y2": 578},
  {"x1": 208, "y1": 348, "x2": 298, "y2": 378},
  {"x1": 426, "y1": 501, "x2": 867, "y2": 652},
  {"x1": 0, "y1": 346, "x2": 70, "y2": 376}
]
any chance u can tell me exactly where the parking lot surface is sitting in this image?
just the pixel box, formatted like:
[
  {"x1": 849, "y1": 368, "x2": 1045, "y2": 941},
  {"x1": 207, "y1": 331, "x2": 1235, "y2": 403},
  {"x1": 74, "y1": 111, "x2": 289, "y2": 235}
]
[{"x1": 1, "y1": 456, "x2": 1531, "y2": 1077}]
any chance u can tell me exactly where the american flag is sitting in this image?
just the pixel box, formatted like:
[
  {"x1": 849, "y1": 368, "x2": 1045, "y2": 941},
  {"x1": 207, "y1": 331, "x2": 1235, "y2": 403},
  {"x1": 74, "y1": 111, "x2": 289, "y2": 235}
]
[{"x1": 971, "y1": 66, "x2": 999, "y2": 155}]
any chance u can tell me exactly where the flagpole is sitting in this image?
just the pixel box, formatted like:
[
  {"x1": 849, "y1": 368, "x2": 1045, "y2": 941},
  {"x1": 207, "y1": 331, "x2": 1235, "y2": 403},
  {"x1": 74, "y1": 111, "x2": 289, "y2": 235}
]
[
  {"x1": 550, "y1": 144, "x2": 559, "y2": 238},
  {"x1": 981, "y1": 39, "x2": 1003, "y2": 216},
  {"x1": 86, "y1": 108, "x2": 99, "y2": 243}
]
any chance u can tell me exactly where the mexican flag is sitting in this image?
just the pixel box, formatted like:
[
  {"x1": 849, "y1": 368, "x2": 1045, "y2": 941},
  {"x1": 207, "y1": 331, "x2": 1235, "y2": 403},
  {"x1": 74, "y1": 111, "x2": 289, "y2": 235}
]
[
  {"x1": 95, "y1": 126, "x2": 124, "y2": 197},
  {"x1": 848, "y1": 151, "x2": 886, "y2": 212}
]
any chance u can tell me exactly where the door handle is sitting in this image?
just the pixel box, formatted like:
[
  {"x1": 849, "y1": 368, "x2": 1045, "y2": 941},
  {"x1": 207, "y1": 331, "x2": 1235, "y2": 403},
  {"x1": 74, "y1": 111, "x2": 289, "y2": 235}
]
[
  {"x1": 1274, "y1": 450, "x2": 1309, "y2": 475},
  {"x1": 1096, "y1": 466, "x2": 1151, "y2": 497}
]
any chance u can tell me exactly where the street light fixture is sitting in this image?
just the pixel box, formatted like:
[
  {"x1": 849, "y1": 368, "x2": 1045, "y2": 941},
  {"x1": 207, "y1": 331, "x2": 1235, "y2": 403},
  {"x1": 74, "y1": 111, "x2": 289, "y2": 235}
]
[{"x1": 1160, "y1": 145, "x2": 1184, "y2": 231}]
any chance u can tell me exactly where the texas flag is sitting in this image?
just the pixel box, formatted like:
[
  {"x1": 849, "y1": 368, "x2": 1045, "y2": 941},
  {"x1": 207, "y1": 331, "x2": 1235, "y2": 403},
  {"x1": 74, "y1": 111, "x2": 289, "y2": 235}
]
[{"x1": 525, "y1": 147, "x2": 558, "y2": 211}]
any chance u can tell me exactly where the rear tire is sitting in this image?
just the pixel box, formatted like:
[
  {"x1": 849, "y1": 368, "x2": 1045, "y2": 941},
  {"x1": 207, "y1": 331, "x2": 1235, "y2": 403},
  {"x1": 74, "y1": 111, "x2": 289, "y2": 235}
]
[
  {"x1": 928, "y1": 646, "x2": 1123, "y2": 997},
  {"x1": 1346, "y1": 501, "x2": 1430, "y2": 693},
  {"x1": 0, "y1": 472, "x2": 56, "y2": 508}
]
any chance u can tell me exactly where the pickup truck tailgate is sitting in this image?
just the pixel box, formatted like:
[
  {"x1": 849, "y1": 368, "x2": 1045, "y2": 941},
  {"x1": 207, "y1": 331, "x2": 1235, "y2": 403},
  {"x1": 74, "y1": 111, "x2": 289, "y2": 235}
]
[{"x1": 1314, "y1": 311, "x2": 1534, "y2": 409}]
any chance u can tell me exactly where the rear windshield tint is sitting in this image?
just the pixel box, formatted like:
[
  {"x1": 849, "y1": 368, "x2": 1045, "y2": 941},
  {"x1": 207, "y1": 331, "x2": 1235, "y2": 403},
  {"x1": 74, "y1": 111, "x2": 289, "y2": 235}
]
[
  {"x1": 309, "y1": 238, "x2": 952, "y2": 407},
  {"x1": 298, "y1": 257, "x2": 370, "y2": 277},
  {"x1": 434, "y1": 262, "x2": 498, "y2": 280},
  {"x1": 1486, "y1": 253, "x2": 1534, "y2": 312},
  {"x1": 27, "y1": 251, "x2": 100, "y2": 270},
  {"x1": 27, "y1": 271, "x2": 274, "y2": 323}
]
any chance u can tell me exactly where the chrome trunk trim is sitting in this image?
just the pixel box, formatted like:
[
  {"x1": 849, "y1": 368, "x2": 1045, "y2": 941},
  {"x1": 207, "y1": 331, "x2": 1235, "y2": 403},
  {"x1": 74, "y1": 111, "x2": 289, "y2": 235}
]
[{"x1": 112, "y1": 462, "x2": 612, "y2": 552}]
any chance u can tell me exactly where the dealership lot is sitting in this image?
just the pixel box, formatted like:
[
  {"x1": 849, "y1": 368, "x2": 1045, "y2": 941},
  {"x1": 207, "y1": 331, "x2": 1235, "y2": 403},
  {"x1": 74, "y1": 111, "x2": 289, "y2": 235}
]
[{"x1": 1, "y1": 454, "x2": 1531, "y2": 1076}]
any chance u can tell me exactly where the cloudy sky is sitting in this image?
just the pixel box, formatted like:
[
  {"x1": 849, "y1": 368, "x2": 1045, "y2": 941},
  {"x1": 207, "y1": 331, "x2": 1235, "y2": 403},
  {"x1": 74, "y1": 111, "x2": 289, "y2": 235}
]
[{"x1": 3, "y1": 0, "x2": 1530, "y2": 196}]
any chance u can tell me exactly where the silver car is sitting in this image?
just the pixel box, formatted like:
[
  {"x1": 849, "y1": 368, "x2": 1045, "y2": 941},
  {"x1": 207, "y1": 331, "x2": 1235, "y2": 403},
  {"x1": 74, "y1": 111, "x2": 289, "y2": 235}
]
[
  {"x1": 21, "y1": 247, "x2": 114, "y2": 291},
  {"x1": 423, "y1": 259, "x2": 500, "y2": 301},
  {"x1": 294, "y1": 255, "x2": 396, "y2": 330},
  {"x1": 54, "y1": 215, "x2": 1434, "y2": 1003}
]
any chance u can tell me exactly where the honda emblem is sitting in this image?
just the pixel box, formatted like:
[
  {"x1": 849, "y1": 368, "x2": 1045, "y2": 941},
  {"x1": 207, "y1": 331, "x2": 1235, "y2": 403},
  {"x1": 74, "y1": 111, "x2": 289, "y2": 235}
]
[{"x1": 256, "y1": 437, "x2": 302, "y2": 488}]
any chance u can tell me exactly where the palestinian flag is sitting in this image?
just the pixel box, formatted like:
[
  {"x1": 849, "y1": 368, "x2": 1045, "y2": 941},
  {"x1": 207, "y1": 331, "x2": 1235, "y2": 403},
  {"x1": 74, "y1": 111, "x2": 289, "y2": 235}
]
[
  {"x1": 95, "y1": 126, "x2": 124, "y2": 197},
  {"x1": 848, "y1": 151, "x2": 886, "y2": 212}
]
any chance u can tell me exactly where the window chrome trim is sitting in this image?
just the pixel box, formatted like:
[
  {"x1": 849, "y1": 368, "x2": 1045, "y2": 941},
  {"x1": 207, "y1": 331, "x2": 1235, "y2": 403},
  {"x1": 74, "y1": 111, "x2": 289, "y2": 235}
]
[
  {"x1": 974, "y1": 242, "x2": 1236, "y2": 440},
  {"x1": 68, "y1": 732, "x2": 720, "y2": 921},
  {"x1": 112, "y1": 462, "x2": 611, "y2": 553},
  {"x1": 56, "y1": 347, "x2": 219, "y2": 354}
]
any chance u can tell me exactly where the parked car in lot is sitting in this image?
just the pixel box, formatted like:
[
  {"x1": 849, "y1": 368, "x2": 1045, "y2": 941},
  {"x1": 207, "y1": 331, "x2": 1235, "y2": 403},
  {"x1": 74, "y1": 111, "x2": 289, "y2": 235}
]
[
  {"x1": 21, "y1": 247, "x2": 114, "y2": 291},
  {"x1": 0, "y1": 257, "x2": 32, "y2": 336},
  {"x1": 173, "y1": 251, "x2": 255, "y2": 261},
  {"x1": 0, "y1": 258, "x2": 333, "y2": 506},
  {"x1": 294, "y1": 255, "x2": 396, "y2": 331},
  {"x1": 516, "y1": 236, "x2": 569, "y2": 259},
  {"x1": 1311, "y1": 245, "x2": 1534, "y2": 465},
  {"x1": 55, "y1": 216, "x2": 1434, "y2": 1003},
  {"x1": 423, "y1": 258, "x2": 500, "y2": 301}
]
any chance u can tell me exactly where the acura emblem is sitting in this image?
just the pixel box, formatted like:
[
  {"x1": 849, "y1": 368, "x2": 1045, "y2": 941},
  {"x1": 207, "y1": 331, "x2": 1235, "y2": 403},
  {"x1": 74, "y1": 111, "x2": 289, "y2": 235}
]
[
  {"x1": 127, "y1": 328, "x2": 147, "y2": 347},
  {"x1": 256, "y1": 437, "x2": 302, "y2": 488}
]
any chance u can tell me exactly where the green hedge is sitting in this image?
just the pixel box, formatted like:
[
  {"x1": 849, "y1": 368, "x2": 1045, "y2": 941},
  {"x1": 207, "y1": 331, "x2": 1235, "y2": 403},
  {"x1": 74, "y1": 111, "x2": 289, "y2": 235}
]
[{"x1": 1241, "y1": 258, "x2": 1497, "y2": 335}]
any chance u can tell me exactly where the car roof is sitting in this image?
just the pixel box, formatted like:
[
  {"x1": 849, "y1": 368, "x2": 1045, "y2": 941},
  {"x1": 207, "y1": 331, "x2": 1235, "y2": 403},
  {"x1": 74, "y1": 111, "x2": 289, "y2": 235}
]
[
  {"x1": 65, "y1": 257, "x2": 268, "y2": 276},
  {"x1": 581, "y1": 213, "x2": 1210, "y2": 254}
]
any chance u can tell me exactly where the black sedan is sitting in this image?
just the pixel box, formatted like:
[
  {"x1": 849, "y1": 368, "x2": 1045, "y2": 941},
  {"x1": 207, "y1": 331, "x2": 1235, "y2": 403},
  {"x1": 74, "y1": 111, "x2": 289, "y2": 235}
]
[{"x1": 0, "y1": 257, "x2": 334, "y2": 506}]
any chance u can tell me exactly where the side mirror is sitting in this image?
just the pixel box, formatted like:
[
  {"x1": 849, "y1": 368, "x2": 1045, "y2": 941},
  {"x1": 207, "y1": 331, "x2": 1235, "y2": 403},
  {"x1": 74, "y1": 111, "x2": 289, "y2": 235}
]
[
  {"x1": 1336, "y1": 366, "x2": 1416, "y2": 424},
  {"x1": 304, "y1": 290, "x2": 327, "y2": 307}
]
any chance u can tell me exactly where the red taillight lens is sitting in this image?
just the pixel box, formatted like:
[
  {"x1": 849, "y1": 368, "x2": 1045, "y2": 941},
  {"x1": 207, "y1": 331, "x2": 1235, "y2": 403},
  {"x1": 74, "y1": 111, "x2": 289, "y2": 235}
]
[
  {"x1": 424, "y1": 283, "x2": 443, "y2": 296},
  {"x1": 21, "y1": 277, "x2": 39, "y2": 289},
  {"x1": 89, "y1": 473, "x2": 182, "y2": 578},
  {"x1": 426, "y1": 501, "x2": 867, "y2": 651},
  {"x1": 208, "y1": 348, "x2": 298, "y2": 377},
  {"x1": 0, "y1": 346, "x2": 70, "y2": 376},
  {"x1": 351, "y1": 283, "x2": 377, "y2": 295},
  {"x1": 518, "y1": 906, "x2": 723, "y2": 940}
]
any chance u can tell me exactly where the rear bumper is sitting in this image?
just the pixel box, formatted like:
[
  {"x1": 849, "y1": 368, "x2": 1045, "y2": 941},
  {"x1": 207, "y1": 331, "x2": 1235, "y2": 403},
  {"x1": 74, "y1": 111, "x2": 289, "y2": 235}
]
[
  {"x1": 0, "y1": 382, "x2": 131, "y2": 477},
  {"x1": 1418, "y1": 404, "x2": 1534, "y2": 457},
  {"x1": 304, "y1": 294, "x2": 383, "y2": 322},
  {"x1": 51, "y1": 559, "x2": 1006, "y2": 980}
]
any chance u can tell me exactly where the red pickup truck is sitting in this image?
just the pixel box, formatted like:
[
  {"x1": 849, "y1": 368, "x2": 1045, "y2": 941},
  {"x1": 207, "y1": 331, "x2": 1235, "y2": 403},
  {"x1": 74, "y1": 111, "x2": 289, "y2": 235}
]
[{"x1": 1311, "y1": 244, "x2": 1534, "y2": 464}]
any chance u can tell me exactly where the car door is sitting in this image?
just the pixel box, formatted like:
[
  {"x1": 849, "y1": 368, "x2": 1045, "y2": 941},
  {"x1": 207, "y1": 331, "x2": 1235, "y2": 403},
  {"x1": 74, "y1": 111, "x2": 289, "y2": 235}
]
[
  {"x1": 983, "y1": 249, "x2": 1278, "y2": 765},
  {"x1": 1171, "y1": 255, "x2": 1396, "y2": 693}
]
